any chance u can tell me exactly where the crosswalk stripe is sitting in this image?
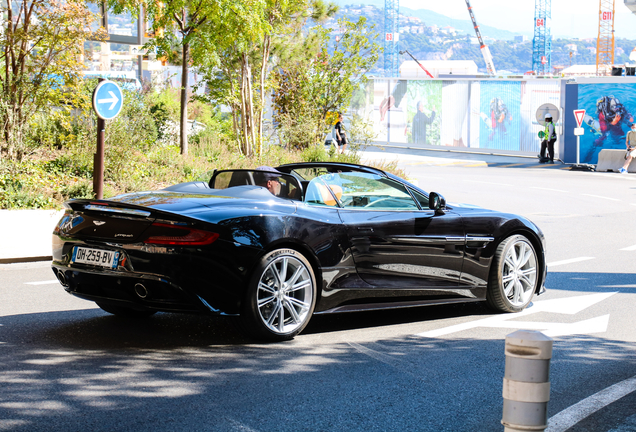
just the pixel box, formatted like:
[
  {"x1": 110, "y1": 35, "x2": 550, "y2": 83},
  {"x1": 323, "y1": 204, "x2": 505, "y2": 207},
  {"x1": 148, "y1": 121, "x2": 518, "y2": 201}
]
[{"x1": 547, "y1": 257, "x2": 595, "y2": 267}]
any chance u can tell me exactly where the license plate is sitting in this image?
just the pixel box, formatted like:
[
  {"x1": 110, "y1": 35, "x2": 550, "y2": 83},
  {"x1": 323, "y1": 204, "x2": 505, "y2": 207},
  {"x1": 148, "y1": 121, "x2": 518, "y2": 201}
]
[{"x1": 72, "y1": 246, "x2": 120, "y2": 269}]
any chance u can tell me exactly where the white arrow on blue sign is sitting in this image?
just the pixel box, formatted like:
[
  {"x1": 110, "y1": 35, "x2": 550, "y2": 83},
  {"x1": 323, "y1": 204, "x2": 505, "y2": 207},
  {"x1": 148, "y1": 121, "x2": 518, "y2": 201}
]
[{"x1": 92, "y1": 80, "x2": 124, "y2": 120}]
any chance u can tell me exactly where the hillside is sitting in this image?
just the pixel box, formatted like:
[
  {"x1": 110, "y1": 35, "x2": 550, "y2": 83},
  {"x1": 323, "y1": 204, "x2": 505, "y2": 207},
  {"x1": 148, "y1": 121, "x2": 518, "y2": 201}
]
[
  {"x1": 332, "y1": 1, "x2": 529, "y2": 40},
  {"x1": 400, "y1": 7, "x2": 527, "y2": 41},
  {"x1": 329, "y1": 2, "x2": 636, "y2": 74}
]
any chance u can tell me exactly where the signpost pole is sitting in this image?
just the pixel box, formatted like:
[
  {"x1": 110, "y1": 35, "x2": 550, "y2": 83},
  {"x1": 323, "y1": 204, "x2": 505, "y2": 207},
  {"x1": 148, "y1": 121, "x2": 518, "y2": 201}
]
[
  {"x1": 94, "y1": 117, "x2": 105, "y2": 199},
  {"x1": 94, "y1": 78, "x2": 105, "y2": 199},
  {"x1": 572, "y1": 109, "x2": 593, "y2": 171},
  {"x1": 91, "y1": 77, "x2": 123, "y2": 199}
]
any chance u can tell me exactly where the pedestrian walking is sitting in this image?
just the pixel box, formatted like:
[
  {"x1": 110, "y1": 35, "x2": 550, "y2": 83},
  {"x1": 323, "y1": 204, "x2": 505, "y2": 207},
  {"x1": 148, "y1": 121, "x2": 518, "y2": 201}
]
[{"x1": 335, "y1": 113, "x2": 347, "y2": 154}]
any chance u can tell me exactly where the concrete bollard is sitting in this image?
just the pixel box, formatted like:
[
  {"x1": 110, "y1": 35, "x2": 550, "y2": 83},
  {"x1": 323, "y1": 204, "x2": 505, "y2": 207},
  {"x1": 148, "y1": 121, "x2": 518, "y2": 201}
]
[{"x1": 502, "y1": 330, "x2": 553, "y2": 432}]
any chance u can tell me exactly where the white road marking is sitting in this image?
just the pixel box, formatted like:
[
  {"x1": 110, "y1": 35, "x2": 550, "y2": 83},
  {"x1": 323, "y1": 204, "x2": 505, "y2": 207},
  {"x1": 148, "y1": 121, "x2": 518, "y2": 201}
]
[
  {"x1": 526, "y1": 213, "x2": 581, "y2": 219},
  {"x1": 530, "y1": 187, "x2": 568, "y2": 193},
  {"x1": 478, "y1": 315, "x2": 610, "y2": 338},
  {"x1": 620, "y1": 244, "x2": 636, "y2": 251},
  {"x1": 470, "y1": 180, "x2": 514, "y2": 186},
  {"x1": 547, "y1": 257, "x2": 595, "y2": 267},
  {"x1": 348, "y1": 342, "x2": 422, "y2": 380},
  {"x1": 581, "y1": 193, "x2": 621, "y2": 201},
  {"x1": 546, "y1": 374, "x2": 636, "y2": 432},
  {"x1": 416, "y1": 292, "x2": 616, "y2": 338},
  {"x1": 24, "y1": 280, "x2": 59, "y2": 286}
]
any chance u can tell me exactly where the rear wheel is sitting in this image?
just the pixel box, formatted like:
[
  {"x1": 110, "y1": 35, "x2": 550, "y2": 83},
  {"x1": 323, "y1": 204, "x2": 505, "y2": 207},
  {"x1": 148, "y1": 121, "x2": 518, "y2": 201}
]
[
  {"x1": 241, "y1": 249, "x2": 316, "y2": 342},
  {"x1": 96, "y1": 302, "x2": 157, "y2": 318},
  {"x1": 486, "y1": 235, "x2": 538, "y2": 313}
]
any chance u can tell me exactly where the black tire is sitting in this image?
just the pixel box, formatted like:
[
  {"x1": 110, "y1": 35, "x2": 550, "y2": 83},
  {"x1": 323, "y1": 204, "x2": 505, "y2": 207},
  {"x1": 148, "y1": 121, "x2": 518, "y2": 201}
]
[
  {"x1": 96, "y1": 302, "x2": 157, "y2": 318},
  {"x1": 240, "y1": 248, "x2": 317, "y2": 342},
  {"x1": 486, "y1": 234, "x2": 538, "y2": 313}
]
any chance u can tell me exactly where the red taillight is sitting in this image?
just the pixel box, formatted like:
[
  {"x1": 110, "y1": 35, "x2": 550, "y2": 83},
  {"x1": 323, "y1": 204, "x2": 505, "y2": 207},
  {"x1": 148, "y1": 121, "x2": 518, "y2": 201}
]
[{"x1": 143, "y1": 223, "x2": 219, "y2": 246}]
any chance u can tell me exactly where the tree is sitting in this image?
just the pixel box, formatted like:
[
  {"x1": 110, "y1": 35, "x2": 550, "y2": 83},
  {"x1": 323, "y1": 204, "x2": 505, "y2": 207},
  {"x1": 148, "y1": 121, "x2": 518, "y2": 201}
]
[
  {"x1": 196, "y1": 0, "x2": 337, "y2": 157},
  {"x1": 131, "y1": 0, "x2": 226, "y2": 155},
  {"x1": 0, "y1": 0, "x2": 103, "y2": 159},
  {"x1": 271, "y1": 16, "x2": 381, "y2": 148}
]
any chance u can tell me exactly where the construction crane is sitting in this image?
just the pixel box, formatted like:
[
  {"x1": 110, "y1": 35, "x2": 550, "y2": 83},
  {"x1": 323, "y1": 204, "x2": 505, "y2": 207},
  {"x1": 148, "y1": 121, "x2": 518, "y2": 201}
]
[
  {"x1": 532, "y1": 0, "x2": 552, "y2": 75},
  {"x1": 464, "y1": 0, "x2": 497, "y2": 75},
  {"x1": 596, "y1": 0, "x2": 616, "y2": 75},
  {"x1": 384, "y1": 0, "x2": 399, "y2": 77},
  {"x1": 400, "y1": 49, "x2": 434, "y2": 78}
]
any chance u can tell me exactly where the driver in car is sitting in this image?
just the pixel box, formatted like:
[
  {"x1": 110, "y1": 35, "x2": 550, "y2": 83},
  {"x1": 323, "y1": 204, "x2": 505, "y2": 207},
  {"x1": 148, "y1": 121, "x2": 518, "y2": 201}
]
[{"x1": 255, "y1": 166, "x2": 282, "y2": 196}]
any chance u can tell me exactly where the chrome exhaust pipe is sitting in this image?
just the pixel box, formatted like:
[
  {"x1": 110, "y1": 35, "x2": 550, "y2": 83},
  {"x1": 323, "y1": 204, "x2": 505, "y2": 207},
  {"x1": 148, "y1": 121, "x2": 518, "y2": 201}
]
[
  {"x1": 134, "y1": 283, "x2": 148, "y2": 299},
  {"x1": 55, "y1": 270, "x2": 67, "y2": 287}
]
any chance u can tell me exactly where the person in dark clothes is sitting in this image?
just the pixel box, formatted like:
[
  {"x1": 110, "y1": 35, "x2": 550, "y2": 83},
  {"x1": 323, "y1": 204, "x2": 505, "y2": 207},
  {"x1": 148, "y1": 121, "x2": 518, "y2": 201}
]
[
  {"x1": 334, "y1": 113, "x2": 348, "y2": 154},
  {"x1": 539, "y1": 113, "x2": 557, "y2": 164},
  {"x1": 254, "y1": 166, "x2": 282, "y2": 196}
]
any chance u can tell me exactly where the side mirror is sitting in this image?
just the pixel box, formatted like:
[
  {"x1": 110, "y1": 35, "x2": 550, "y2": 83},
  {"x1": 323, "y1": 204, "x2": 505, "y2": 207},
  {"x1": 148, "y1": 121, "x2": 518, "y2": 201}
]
[{"x1": 428, "y1": 192, "x2": 446, "y2": 213}]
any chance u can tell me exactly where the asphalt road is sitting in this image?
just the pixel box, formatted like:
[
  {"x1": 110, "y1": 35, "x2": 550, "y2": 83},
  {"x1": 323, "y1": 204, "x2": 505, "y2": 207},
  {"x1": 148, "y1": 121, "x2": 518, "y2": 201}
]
[{"x1": 1, "y1": 157, "x2": 635, "y2": 432}]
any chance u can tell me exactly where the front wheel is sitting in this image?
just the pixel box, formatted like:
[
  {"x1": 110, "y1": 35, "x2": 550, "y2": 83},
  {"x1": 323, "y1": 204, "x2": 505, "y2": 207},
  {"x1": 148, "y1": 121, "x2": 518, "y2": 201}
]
[
  {"x1": 241, "y1": 249, "x2": 317, "y2": 342},
  {"x1": 486, "y1": 235, "x2": 539, "y2": 313}
]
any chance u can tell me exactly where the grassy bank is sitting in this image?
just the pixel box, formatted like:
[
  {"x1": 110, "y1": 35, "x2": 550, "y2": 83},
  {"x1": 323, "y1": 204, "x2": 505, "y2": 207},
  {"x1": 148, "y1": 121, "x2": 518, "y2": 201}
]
[
  {"x1": 0, "y1": 84, "x2": 404, "y2": 210},
  {"x1": 0, "y1": 133, "x2": 404, "y2": 209}
]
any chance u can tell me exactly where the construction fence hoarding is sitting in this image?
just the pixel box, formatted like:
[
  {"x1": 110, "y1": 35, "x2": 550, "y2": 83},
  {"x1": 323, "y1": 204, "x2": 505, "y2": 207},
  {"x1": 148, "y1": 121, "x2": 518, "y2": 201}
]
[
  {"x1": 355, "y1": 77, "x2": 636, "y2": 165},
  {"x1": 359, "y1": 78, "x2": 561, "y2": 156}
]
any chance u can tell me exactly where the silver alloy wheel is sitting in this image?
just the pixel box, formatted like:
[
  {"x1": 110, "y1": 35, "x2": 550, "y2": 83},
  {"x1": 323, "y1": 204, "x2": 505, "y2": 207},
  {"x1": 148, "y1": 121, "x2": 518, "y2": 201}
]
[
  {"x1": 501, "y1": 238, "x2": 537, "y2": 307},
  {"x1": 257, "y1": 254, "x2": 314, "y2": 335}
]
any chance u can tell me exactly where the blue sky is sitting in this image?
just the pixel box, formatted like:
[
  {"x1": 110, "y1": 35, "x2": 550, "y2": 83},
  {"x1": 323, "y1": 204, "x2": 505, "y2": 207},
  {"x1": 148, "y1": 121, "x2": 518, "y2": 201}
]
[{"x1": 400, "y1": 0, "x2": 636, "y2": 40}]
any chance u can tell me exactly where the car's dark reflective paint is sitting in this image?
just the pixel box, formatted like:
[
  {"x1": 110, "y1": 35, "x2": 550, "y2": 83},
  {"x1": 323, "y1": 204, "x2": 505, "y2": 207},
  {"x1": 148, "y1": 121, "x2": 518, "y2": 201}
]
[{"x1": 52, "y1": 162, "x2": 546, "y2": 341}]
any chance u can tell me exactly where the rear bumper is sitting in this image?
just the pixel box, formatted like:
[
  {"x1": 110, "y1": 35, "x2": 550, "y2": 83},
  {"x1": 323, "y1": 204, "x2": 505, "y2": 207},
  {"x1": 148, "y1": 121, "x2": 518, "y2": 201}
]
[
  {"x1": 52, "y1": 264, "x2": 211, "y2": 314},
  {"x1": 51, "y1": 233, "x2": 262, "y2": 315}
]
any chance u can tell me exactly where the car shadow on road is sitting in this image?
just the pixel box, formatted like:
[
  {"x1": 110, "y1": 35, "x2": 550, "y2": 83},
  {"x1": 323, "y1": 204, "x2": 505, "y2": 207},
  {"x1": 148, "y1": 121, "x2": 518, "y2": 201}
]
[
  {"x1": 0, "y1": 299, "x2": 496, "y2": 350},
  {"x1": 304, "y1": 300, "x2": 493, "y2": 336},
  {"x1": 3, "y1": 270, "x2": 633, "y2": 350}
]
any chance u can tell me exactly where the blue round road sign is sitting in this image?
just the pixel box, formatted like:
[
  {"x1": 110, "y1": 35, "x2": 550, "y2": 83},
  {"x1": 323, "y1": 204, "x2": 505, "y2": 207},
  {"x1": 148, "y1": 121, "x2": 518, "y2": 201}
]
[{"x1": 92, "y1": 80, "x2": 124, "y2": 120}]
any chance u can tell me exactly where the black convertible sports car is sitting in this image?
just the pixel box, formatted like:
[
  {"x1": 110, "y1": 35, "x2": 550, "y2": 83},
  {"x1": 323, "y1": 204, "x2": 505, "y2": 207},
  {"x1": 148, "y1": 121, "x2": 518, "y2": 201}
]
[{"x1": 52, "y1": 162, "x2": 546, "y2": 341}]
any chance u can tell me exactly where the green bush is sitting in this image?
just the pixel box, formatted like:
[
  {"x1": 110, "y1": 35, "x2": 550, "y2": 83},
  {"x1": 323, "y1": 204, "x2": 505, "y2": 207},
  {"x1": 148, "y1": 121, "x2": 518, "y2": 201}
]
[
  {"x1": 0, "y1": 84, "x2": 406, "y2": 209},
  {"x1": 45, "y1": 152, "x2": 93, "y2": 178},
  {"x1": 300, "y1": 143, "x2": 328, "y2": 162},
  {"x1": 0, "y1": 165, "x2": 55, "y2": 209},
  {"x1": 60, "y1": 179, "x2": 94, "y2": 199}
]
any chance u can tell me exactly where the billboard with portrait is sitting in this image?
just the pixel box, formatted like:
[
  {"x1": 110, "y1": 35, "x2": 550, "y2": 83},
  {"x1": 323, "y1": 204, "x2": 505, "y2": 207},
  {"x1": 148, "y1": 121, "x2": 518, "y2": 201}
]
[
  {"x1": 478, "y1": 81, "x2": 522, "y2": 151},
  {"x1": 405, "y1": 80, "x2": 442, "y2": 146}
]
